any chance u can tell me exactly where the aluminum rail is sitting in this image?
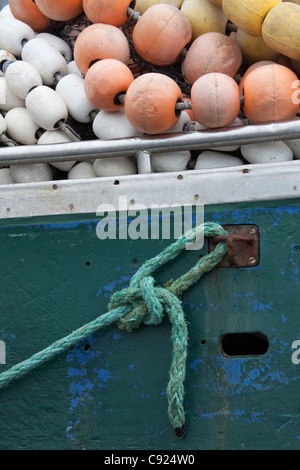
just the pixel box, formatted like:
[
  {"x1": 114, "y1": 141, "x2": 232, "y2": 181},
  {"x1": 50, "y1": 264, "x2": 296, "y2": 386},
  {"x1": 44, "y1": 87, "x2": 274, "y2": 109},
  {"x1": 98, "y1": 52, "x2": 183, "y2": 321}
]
[{"x1": 0, "y1": 120, "x2": 300, "y2": 165}]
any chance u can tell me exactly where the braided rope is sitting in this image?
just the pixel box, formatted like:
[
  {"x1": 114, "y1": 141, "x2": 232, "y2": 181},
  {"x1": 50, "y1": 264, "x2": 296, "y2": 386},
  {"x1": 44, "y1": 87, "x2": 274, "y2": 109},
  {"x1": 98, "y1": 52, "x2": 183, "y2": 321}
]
[{"x1": 0, "y1": 222, "x2": 228, "y2": 437}]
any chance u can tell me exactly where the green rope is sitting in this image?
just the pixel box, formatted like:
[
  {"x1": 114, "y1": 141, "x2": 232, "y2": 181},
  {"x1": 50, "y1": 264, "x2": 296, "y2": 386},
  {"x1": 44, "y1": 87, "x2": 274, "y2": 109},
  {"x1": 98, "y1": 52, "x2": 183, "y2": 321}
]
[{"x1": 0, "y1": 222, "x2": 228, "y2": 437}]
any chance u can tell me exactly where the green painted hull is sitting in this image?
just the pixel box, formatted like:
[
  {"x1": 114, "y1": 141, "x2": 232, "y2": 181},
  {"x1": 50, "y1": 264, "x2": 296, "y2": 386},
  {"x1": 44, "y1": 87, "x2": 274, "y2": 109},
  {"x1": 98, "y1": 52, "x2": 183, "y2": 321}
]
[{"x1": 0, "y1": 197, "x2": 299, "y2": 450}]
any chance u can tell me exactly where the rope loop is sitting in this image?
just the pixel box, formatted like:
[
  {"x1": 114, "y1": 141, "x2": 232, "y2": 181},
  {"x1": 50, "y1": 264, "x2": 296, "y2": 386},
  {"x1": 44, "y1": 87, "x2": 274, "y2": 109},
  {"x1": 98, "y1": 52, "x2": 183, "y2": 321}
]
[{"x1": 0, "y1": 221, "x2": 228, "y2": 438}]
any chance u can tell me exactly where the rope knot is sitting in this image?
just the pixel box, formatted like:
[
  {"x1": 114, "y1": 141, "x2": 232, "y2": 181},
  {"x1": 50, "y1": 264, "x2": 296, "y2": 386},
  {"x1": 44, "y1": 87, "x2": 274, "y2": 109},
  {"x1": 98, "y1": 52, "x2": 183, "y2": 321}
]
[
  {"x1": 108, "y1": 275, "x2": 167, "y2": 331},
  {"x1": 140, "y1": 276, "x2": 164, "y2": 326},
  {"x1": 0, "y1": 221, "x2": 228, "y2": 439}
]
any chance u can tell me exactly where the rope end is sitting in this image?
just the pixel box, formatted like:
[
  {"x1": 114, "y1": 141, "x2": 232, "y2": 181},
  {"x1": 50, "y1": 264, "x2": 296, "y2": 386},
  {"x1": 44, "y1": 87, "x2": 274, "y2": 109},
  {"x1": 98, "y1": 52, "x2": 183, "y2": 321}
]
[{"x1": 174, "y1": 423, "x2": 186, "y2": 438}]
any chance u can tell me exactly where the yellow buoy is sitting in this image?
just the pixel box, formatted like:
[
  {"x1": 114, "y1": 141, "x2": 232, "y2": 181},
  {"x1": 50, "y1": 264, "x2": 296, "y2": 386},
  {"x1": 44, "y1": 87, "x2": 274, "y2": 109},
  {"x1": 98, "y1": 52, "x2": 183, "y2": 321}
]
[
  {"x1": 235, "y1": 29, "x2": 279, "y2": 63},
  {"x1": 209, "y1": 0, "x2": 222, "y2": 5},
  {"x1": 135, "y1": 0, "x2": 184, "y2": 15},
  {"x1": 180, "y1": 0, "x2": 228, "y2": 41},
  {"x1": 222, "y1": 0, "x2": 281, "y2": 37},
  {"x1": 262, "y1": 2, "x2": 300, "y2": 60}
]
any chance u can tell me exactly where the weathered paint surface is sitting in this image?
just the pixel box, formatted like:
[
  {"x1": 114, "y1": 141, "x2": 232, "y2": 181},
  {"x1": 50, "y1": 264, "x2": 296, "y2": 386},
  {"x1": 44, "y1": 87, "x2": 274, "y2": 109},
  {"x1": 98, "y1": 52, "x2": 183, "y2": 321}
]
[{"x1": 0, "y1": 199, "x2": 299, "y2": 449}]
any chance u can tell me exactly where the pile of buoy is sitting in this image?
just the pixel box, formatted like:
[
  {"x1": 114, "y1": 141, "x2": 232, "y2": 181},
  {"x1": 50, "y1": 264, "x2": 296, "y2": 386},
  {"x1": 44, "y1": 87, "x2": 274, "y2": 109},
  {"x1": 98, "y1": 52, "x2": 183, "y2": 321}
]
[{"x1": 0, "y1": 0, "x2": 299, "y2": 185}]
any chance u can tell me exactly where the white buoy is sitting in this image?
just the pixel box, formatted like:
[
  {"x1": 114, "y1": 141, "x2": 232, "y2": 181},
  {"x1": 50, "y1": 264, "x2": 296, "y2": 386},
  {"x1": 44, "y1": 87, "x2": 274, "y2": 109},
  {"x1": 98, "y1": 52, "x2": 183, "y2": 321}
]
[
  {"x1": 195, "y1": 150, "x2": 244, "y2": 170},
  {"x1": 22, "y1": 38, "x2": 68, "y2": 86},
  {"x1": 164, "y1": 111, "x2": 191, "y2": 133},
  {"x1": 206, "y1": 118, "x2": 244, "y2": 152},
  {"x1": 0, "y1": 112, "x2": 7, "y2": 135},
  {"x1": 37, "y1": 130, "x2": 76, "y2": 172},
  {"x1": 284, "y1": 139, "x2": 300, "y2": 159},
  {"x1": 67, "y1": 60, "x2": 82, "y2": 76},
  {"x1": 68, "y1": 162, "x2": 97, "y2": 179},
  {"x1": 56, "y1": 74, "x2": 98, "y2": 123},
  {"x1": 92, "y1": 109, "x2": 143, "y2": 140},
  {"x1": 191, "y1": 118, "x2": 244, "y2": 152},
  {"x1": 36, "y1": 33, "x2": 73, "y2": 63},
  {"x1": 0, "y1": 5, "x2": 14, "y2": 19},
  {"x1": 0, "y1": 76, "x2": 25, "y2": 111},
  {"x1": 0, "y1": 17, "x2": 35, "y2": 56},
  {"x1": 4, "y1": 60, "x2": 43, "y2": 99},
  {"x1": 0, "y1": 49, "x2": 16, "y2": 77},
  {"x1": 0, "y1": 168, "x2": 14, "y2": 184},
  {"x1": 10, "y1": 163, "x2": 53, "y2": 183},
  {"x1": 241, "y1": 141, "x2": 293, "y2": 164},
  {"x1": 93, "y1": 157, "x2": 137, "y2": 177},
  {"x1": 151, "y1": 150, "x2": 191, "y2": 173},
  {"x1": 25, "y1": 85, "x2": 68, "y2": 131},
  {"x1": 5, "y1": 107, "x2": 40, "y2": 145},
  {"x1": 0, "y1": 113, "x2": 17, "y2": 146}
]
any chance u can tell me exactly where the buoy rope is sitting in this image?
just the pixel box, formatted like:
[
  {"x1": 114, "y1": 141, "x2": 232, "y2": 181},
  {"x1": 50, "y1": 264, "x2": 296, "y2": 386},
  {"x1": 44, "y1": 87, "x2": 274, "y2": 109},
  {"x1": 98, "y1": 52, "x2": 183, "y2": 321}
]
[
  {"x1": 115, "y1": 92, "x2": 192, "y2": 112},
  {"x1": 0, "y1": 222, "x2": 228, "y2": 437},
  {"x1": 127, "y1": 7, "x2": 141, "y2": 22}
]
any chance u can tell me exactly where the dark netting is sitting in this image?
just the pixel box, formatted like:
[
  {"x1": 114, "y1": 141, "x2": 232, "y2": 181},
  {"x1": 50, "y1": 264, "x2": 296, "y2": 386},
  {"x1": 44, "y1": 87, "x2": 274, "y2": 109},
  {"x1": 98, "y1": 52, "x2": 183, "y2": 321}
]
[
  {"x1": 48, "y1": 14, "x2": 93, "y2": 49},
  {"x1": 122, "y1": 18, "x2": 192, "y2": 96},
  {"x1": 47, "y1": 14, "x2": 193, "y2": 140},
  {"x1": 49, "y1": 14, "x2": 192, "y2": 95}
]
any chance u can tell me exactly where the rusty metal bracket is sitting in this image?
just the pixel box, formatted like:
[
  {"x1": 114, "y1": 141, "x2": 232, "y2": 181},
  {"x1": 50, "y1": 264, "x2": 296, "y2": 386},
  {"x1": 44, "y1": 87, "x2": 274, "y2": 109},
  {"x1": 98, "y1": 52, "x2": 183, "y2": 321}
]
[{"x1": 208, "y1": 225, "x2": 259, "y2": 267}]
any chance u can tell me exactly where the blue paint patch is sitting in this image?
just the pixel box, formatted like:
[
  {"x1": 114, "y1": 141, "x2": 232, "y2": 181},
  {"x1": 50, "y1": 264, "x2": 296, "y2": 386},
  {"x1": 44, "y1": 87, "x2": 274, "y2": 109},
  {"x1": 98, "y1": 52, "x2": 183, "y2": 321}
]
[
  {"x1": 206, "y1": 205, "x2": 300, "y2": 232},
  {"x1": 250, "y1": 412, "x2": 263, "y2": 423},
  {"x1": 94, "y1": 367, "x2": 112, "y2": 384},
  {"x1": 247, "y1": 300, "x2": 273, "y2": 313},
  {"x1": 190, "y1": 358, "x2": 202, "y2": 372},
  {"x1": 96, "y1": 275, "x2": 132, "y2": 297},
  {"x1": 204, "y1": 353, "x2": 300, "y2": 397},
  {"x1": 68, "y1": 367, "x2": 87, "y2": 377}
]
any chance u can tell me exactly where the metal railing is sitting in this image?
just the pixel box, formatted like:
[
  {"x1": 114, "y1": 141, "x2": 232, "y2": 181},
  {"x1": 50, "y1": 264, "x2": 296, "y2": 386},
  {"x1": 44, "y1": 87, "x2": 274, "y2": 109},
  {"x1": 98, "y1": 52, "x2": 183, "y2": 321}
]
[{"x1": 0, "y1": 120, "x2": 299, "y2": 166}]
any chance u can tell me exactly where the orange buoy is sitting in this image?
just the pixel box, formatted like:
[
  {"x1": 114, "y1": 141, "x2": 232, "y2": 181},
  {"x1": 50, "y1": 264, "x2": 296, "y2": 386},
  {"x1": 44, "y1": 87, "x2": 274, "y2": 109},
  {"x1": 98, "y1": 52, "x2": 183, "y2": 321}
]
[
  {"x1": 74, "y1": 23, "x2": 130, "y2": 75},
  {"x1": 124, "y1": 73, "x2": 183, "y2": 134},
  {"x1": 191, "y1": 72, "x2": 240, "y2": 128},
  {"x1": 238, "y1": 61, "x2": 276, "y2": 97},
  {"x1": 83, "y1": 0, "x2": 135, "y2": 27},
  {"x1": 34, "y1": 0, "x2": 83, "y2": 21},
  {"x1": 84, "y1": 59, "x2": 134, "y2": 112},
  {"x1": 182, "y1": 32, "x2": 242, "y2": 85},
  {"x1": 9, "y1": 0, "x2": 49, "y2": 32},
  {"x1": 243, "y1": 63, "x2": 300, "y2": 123},
  {"x1": 132, "y1": 4, "x2": 192, "y2": 66}
]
